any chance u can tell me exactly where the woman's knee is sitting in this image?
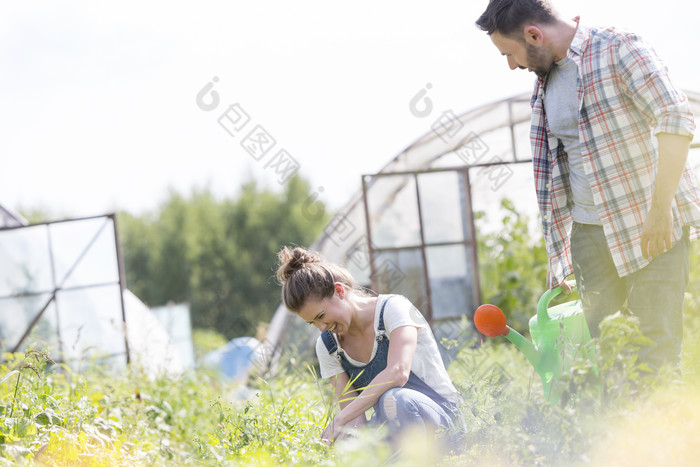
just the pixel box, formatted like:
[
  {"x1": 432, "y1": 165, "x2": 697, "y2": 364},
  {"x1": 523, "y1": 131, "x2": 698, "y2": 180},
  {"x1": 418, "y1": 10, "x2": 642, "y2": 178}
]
[
  {"x1": 376, "y1": 388, "x2": 402, "y2": 423},
  {"x1": 377, "y1": 388, "x2": 446, "y2": 426},
  {"x1": 377, "y1": 388, "x2": 427, "y2": 424}
]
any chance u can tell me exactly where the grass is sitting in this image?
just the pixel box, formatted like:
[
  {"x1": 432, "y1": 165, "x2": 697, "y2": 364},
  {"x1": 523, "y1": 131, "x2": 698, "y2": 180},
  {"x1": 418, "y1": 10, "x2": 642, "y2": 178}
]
[
  {"x1": 2, "y1": 287, "x2": 699, "y2": 465},
  {"x1": 2, "y1": 315, "x2": 698, "y2": 466}
]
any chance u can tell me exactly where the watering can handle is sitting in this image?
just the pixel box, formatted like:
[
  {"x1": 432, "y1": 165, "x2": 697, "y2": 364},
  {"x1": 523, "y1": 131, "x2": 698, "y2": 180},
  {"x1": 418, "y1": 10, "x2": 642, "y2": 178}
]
[{"x1": 536, "y1": 280, "x2": 577, "y2": 324}]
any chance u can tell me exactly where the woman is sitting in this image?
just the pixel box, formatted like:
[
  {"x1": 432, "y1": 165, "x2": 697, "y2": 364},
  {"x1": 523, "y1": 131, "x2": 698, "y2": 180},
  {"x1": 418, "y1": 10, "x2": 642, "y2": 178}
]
[{"x1": 276, "y1": 246, "x2": 464, "y2": 446}]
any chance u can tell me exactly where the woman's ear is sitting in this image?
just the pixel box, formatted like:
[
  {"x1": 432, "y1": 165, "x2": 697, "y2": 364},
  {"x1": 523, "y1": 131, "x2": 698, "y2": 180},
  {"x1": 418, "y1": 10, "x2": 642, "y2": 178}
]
[{"x1": 335, "y1": 282, "x2": 345, "y2": 299}]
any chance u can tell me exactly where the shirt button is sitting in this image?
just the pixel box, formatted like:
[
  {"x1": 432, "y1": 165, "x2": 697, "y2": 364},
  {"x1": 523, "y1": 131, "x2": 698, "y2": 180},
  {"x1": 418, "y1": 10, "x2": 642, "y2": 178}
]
[
  {"x1": 544, "y1": 214, "x2": 550, "y2": 221},
  {"x1": 546, "y1": 183, "x2": 551, "y2": 189}
]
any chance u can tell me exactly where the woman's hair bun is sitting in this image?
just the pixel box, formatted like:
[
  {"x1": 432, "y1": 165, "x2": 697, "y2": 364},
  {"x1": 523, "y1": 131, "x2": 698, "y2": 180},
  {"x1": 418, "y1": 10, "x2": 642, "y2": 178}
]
[
  {"x1": 276, "y1": 245, "x2": 359, "y2": 311},
  {"x1": 276, "y1": 246, "x2": 322, "y2": 282}
]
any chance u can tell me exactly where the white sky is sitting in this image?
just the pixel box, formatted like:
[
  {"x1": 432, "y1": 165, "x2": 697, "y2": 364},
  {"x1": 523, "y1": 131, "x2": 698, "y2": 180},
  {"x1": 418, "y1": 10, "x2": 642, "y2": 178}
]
[{"x1": 2, "y1": 0, "x2": 699, "y2": 219}]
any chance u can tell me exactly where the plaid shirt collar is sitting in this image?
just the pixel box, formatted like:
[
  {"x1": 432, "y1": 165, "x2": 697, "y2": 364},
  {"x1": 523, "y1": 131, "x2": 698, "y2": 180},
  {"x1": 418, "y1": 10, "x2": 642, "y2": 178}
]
[
  {"x1": 536, "y1": 17, "x2": 586, "y2": 88},
  {"x1": 568, "y1": 17, "x2": 587, "y2": 57}
]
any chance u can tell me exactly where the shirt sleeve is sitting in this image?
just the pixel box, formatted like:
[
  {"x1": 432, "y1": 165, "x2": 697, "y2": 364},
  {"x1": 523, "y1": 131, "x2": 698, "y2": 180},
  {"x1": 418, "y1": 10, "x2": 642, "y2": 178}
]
[
  {"x1": 315, "y1": 335, "x2": 345, "y2": 379},
  {"x1": 382, "y1": 295, "x2": 429, "y2": 336},
  {"x1": 615, "y1": 32, "x2": 695, "y2": 138}
]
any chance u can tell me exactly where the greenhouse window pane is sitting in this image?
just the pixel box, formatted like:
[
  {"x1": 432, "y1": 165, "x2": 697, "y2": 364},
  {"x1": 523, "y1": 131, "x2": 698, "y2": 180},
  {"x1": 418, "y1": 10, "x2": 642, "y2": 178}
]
[
  {"x1": 417, "y1": 171, "x2": 471, "y2": 244},
  {"x1": 51, "y1": 217, "x2": 118, "y2": 288},
  {"x1": 372, "y1": 248, "x2": 427, "y2": 312},
  {"x1": 0, "y1": 225, "x2": 53, "y2": 297},
  {"x1": 365, "y1": 174, "x2": 421, "y2": 248},
  {"x1": 0, "y1": 293, "x2": 55, "y2": 353},
  {"x1": 425, "y1": 244, "x2": 476, "y2": 320},
  {"x1": 57, "y1": 285, "x2": 126, "y2": 362}
]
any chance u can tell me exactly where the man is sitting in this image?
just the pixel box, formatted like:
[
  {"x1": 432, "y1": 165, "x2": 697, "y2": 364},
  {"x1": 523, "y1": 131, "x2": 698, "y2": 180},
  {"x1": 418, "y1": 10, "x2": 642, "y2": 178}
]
[{"x1": 476, "y1": 0, "x2": 700, "y2": 370}]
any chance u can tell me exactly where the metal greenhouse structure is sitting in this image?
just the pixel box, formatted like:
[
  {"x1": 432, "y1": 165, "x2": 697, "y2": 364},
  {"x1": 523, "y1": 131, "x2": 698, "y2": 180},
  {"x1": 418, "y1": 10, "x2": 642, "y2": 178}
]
[{"x1": 265, "y1": 90, "x2": 700, "y2": 367}]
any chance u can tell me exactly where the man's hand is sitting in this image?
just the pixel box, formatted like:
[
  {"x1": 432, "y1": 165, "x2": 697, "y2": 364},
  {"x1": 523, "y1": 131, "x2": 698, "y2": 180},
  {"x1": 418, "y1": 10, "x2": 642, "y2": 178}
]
[
  {"x1": 557, "y1": 279, "x2": 573, "y2": 295},
  {"x1": 640, "y1": 203, "x2": 673, "y2": 260},
  {"x1": 640, "y1": 132, "x2": 691, "y2": 260}
]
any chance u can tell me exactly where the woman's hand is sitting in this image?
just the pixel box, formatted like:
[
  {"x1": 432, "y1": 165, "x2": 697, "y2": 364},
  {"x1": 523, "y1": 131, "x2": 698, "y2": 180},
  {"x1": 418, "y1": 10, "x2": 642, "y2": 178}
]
[
  {"x1": 321, "y1": 412, "x2": 367, "y2": 445},
  {"x1": 321, "y1": 417, "x2": 344, "y2": 445}
]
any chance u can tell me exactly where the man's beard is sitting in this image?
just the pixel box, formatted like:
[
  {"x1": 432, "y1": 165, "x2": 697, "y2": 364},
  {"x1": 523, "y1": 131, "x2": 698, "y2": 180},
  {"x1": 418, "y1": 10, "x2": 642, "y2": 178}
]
[{"x1": 526, "y1": 43, "x2": 554, "y2": 79}]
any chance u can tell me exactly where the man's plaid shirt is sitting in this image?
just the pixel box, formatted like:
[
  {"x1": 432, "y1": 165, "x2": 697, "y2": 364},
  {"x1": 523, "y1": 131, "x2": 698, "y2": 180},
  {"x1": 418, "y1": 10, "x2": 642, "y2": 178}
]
[{"x1": 530, "y1": 18, "x2": 700, "y2": 287}]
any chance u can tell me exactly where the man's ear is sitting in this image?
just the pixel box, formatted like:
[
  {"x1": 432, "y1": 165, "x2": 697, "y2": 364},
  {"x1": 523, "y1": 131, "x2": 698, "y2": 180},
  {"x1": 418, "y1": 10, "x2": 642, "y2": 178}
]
[{"x1": 523, "y1": 25, "x2": 544, "y2": 45}]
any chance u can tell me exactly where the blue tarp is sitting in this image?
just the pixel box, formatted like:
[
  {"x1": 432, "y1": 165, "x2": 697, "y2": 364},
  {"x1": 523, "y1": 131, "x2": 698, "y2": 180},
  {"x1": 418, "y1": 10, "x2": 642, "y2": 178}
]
[{"x1": 203, "y1": 336, "x2": 267, "y2": 381}]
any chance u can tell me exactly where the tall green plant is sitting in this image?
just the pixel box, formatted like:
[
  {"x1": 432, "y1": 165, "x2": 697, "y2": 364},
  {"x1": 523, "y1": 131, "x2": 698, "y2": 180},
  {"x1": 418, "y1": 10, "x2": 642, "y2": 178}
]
[{"x1": 475, "y1": 199, "x2": 549, "y2": 332}]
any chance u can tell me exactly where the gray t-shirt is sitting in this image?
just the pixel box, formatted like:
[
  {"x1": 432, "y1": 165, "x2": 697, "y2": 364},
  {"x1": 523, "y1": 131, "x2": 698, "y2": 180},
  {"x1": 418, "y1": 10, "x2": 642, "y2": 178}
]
[{"x1": 544, "y1": 56, "x2": 601, "y2": 225}]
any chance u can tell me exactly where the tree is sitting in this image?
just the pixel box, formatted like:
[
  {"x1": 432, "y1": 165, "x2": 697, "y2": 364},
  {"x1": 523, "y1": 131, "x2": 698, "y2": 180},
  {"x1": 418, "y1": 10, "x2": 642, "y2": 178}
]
[{"x1": 118, "y1": 175, "x2": 329, "y2": 338}]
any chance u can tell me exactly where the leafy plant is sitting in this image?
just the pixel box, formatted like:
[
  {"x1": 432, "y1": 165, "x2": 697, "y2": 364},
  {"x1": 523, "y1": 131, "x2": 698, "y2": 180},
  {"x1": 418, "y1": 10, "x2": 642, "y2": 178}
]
[{"x1": 475, "y1": 199, "x2": 550, "y2": 333}]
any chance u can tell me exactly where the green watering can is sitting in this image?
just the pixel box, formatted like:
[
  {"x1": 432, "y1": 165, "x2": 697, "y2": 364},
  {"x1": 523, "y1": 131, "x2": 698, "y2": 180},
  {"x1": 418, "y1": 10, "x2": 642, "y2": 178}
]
[{"x1": 474, "y1": 282, "x2": 594, "y2": 402}]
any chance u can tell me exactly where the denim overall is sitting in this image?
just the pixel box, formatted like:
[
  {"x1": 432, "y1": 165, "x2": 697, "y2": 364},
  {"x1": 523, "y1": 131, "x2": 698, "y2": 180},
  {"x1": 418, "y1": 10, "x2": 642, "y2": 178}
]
[{"x1": 321, "y1": 295, "x2": 464, "y2": 437}]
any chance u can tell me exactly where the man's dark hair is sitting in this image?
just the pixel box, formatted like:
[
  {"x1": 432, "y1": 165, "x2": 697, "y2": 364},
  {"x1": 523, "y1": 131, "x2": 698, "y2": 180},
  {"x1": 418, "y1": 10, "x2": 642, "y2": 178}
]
[{"x1": 476, "y1": 0, "x2": 558, "y2": 37}]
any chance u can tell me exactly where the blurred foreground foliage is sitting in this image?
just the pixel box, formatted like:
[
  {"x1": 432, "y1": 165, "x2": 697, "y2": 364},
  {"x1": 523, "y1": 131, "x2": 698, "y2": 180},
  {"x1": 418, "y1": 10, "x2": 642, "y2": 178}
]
[
  {"x1": 118, "y1": 175, "x2": 329, "y2": 339},
  {"x1": 1, "y1": 303, "x2": 699, "y2": 465}
]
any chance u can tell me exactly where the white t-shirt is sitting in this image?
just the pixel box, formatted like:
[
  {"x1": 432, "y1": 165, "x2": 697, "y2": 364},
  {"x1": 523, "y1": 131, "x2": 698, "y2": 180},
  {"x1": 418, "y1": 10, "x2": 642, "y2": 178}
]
[{"x1": 315, "y1": 294, "x2": 461, "y2": 404}]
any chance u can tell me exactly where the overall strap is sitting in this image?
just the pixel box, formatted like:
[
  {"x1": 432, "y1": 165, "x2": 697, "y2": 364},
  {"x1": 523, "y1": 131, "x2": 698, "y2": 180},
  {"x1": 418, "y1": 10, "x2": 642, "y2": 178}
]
[
  {"x1": 320, "y1": 330, "x2": 338, "y2": 355},
  {"x1": 321, "y1": 294, "x2": 396, "y2": 355},
  {"x1": 377, "y1": 295, "x2": 396, "y2": 332}
]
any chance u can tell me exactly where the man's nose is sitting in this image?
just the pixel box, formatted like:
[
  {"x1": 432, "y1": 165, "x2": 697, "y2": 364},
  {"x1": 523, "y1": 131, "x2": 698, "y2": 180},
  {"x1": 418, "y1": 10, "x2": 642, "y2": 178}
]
[
  {"x1": 507, "y1": 56, "x2": 519, "y2": 70},
  {"x1": 317, "y1": 322, "x2": 327, "y2": 331}
]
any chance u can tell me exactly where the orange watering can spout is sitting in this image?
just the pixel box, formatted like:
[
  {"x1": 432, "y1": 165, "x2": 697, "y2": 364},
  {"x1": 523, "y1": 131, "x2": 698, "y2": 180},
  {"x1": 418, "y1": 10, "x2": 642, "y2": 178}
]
[{"x1": 474, "y1": 303, "x2": 546, "y2": 371}]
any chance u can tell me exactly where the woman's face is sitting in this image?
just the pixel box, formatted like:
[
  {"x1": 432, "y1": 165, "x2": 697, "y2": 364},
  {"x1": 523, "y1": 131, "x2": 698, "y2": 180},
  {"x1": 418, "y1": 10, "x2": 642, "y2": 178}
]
[{"x1": 297, "y1": 291, "x2": 349, "y2": 335}]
